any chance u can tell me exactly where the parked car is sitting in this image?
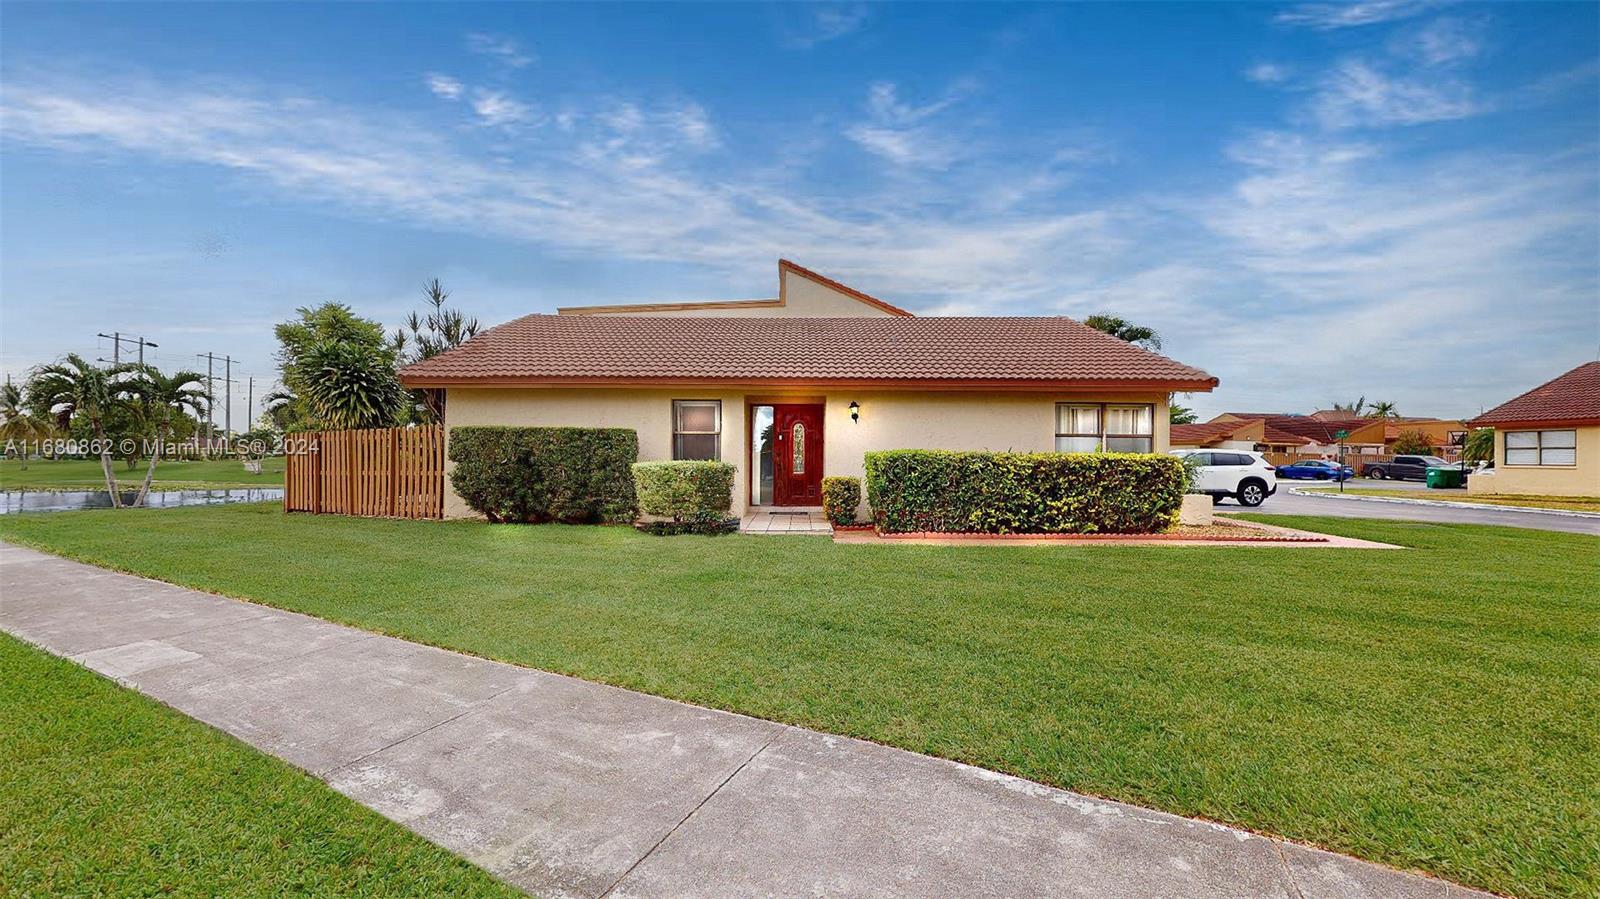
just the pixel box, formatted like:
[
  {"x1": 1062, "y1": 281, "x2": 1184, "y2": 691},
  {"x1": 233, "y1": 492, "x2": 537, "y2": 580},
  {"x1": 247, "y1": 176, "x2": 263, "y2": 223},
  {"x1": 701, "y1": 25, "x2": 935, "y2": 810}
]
[
  {"x1": 1170, "y1": 449, "x2": 1277, "y2": 507},
  {"x1": 1276, "y1": 459, "x2": 1355, "y2": 481},
  {"x1": 1362, "y1": 455, "x2": 1468, "y2": 482}
]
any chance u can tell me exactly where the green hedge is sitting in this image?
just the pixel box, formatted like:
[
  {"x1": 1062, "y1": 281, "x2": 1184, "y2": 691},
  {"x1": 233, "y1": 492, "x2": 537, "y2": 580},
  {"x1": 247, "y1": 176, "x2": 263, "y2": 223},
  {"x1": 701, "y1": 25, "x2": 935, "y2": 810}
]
[
  {"x1": 821, "y1": 476, "x2": 862, "y2": 526},
  {"x1": 449, "y1": 427, "x2": 638, "y2": 524},
  {"x1": 863, "y1": 450, "x2": 1185, "y2": 534},
  {"x1": 632, "y1": 461, "x2": 735, "y2": 531}
]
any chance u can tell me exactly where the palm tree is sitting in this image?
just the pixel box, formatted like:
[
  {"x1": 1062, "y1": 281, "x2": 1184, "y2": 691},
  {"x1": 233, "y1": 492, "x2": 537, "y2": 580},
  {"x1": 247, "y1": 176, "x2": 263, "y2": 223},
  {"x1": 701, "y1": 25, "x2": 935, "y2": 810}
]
[
  {"x1": 1084, "y1": 314, "x2": 1161, "y2": 350},
  {"x1": 124, "y1": 366, "x2": 210, "y2": 507},
  {"x1": 1367, "y1": 401, "x2": 1399, "y2": 418},
  {"x1": 26, "y1": 354, "x2": 138, "y2": 505},
  {"x1": 1, "y1": 379, "x2": 56, "y2": 470},
  {"x1": 1463, "y1": 427, "x2": 1495, "y2": 463},
  {"x1": 1331, "y1": 397, "x2": 1368, "y2": 416}
]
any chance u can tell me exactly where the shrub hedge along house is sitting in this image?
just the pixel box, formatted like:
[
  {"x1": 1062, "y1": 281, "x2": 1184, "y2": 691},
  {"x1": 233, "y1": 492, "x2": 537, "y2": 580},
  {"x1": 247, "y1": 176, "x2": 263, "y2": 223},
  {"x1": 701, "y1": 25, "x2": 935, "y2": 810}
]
[{"x1": 398, "y1": 259, "x2": 1219, "y2": 520}]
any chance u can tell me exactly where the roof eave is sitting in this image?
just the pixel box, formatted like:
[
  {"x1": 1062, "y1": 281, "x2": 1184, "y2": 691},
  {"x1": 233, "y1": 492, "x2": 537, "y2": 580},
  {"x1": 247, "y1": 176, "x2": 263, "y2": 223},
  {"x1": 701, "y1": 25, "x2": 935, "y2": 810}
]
[{"x1": 401, "y1": 374, "x2": 1220, "y2": 393}]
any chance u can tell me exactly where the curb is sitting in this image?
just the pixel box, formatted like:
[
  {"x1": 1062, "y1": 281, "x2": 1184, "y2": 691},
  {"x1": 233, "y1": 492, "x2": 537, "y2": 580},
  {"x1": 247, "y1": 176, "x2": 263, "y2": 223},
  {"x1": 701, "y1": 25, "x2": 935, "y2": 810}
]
[{"x1": 1289, "y1": 487, "x2": 1600, "y2": 519}]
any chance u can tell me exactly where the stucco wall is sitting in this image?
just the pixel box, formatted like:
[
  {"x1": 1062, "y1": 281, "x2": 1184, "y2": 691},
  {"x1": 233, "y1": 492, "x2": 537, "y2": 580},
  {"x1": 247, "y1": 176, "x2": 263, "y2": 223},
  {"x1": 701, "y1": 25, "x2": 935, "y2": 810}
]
[
  {"x1": 1468, "y1": 425, "x2": 1600, "y2": 497},
  {"x1": 443, "y1": 386, "x2": 1171, "y2": 518}
]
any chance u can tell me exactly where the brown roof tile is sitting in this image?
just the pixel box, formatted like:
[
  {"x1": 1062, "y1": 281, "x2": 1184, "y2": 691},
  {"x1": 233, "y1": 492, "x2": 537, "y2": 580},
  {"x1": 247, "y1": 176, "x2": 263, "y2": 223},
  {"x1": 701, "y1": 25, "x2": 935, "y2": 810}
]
[
  {"x1": 1170, "y1": 421, "x2": 1249, "y2": 445},
  {"x1": 1469, "y1": 361, "x2": 1600, "y2": 426},
  {"x1": 400, "y1": 315, "x2": 1219, "y2": 389}
]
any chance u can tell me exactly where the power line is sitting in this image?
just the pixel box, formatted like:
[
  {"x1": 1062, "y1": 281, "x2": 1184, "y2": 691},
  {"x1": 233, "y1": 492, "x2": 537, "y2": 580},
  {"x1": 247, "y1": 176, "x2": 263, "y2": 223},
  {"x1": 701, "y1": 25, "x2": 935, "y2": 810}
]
[
  {"x1": 97, "y1": 332, "x2": 159, "y2": 366},
  {"x1": 196, "y1": 352, "x2": 237, "y2": 437}
]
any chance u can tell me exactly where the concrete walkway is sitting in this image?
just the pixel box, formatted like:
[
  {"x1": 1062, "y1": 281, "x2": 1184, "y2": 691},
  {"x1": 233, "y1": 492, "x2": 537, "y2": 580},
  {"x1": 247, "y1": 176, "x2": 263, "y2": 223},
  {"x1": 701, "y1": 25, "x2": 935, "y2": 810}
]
[{"x1": 1, "y1": 542, "x2": 1490, "y2": 899}]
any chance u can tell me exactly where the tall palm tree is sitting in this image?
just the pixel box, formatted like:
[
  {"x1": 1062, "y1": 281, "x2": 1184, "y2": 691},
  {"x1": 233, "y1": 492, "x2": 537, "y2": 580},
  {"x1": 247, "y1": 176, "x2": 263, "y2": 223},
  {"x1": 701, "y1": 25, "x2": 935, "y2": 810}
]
[
  {"x1": 1367, "y1": 401, "x2": 1399, "y2": 418},
  {"x1": 124, "y1": 366, "x2": 210, "y2": 507},
  {"x1": 26, "y1": 354, "x2": 138, "y2": 505},
  {"x1": 1331, "y1": 396, "x2": 1368, "y2": 416},
  {"x1": 0, "y1": 380, "x2": 56, "y2": 470}
]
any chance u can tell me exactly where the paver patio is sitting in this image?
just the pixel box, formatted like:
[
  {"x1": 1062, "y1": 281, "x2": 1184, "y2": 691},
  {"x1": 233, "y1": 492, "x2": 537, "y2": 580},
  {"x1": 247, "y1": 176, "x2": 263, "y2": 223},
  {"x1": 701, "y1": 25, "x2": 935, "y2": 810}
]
[{"x1": 1, "y1": 541, "x2": 1491, "y2": 898}]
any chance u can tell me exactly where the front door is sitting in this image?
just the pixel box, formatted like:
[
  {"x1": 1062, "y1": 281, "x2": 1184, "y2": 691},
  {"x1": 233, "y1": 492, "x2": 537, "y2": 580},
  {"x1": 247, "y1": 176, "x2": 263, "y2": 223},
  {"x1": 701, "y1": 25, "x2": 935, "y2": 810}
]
[{"x1": 773, "y1": 404, "x2": 823, "y2": 505}]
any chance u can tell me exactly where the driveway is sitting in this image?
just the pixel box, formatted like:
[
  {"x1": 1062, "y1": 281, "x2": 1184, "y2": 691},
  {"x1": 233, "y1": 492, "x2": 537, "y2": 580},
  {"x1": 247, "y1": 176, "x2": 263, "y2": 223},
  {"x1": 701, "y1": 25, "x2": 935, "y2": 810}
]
[
  {"x1": 1, "y1": 542, "x2": 1493, "y2": 899},
  {"x1": 1230, "y1": 481, "x2": 1600, "y2": 536}
]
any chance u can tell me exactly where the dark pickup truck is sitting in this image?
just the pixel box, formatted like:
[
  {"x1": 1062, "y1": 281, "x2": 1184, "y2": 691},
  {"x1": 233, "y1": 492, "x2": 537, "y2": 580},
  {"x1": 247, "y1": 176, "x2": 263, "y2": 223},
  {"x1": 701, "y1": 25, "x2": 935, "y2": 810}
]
[{"x1": 1362, "y1": 455, "x2": 1464, "y2": 482}]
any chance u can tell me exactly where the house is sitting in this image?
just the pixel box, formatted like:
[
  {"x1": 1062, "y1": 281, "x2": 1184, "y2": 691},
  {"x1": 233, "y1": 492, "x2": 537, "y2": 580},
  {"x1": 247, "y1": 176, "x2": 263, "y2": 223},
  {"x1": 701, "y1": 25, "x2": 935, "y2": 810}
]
[
  {"x1": 399, "y1": 260, "x2": 1219, "y2": 518},
  {"x1": 1466, "y1": 361, "x2": 1600, "y2": 498},
  {"x1": 1206, "y1": 412, "x2": 1466, "y2": 457},
  {"x1": 1169, "y1": 420, "x2": 1311, "y2": 454}
]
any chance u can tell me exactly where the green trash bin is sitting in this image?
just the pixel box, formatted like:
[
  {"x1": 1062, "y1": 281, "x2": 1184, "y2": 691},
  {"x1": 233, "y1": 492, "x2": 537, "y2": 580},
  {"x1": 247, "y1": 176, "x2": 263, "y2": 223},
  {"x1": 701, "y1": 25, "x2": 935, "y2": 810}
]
[{"x1": 1426, "y1": 467, "x2": 1463, "y2": 489}]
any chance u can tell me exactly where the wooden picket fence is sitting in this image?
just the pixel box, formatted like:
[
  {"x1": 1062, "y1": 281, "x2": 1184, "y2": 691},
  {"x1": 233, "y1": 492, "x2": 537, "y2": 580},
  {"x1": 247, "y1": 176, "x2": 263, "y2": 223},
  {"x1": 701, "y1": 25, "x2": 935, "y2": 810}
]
[{"x1": 284, "y1": 426, "x2": 444, "y2": 519}]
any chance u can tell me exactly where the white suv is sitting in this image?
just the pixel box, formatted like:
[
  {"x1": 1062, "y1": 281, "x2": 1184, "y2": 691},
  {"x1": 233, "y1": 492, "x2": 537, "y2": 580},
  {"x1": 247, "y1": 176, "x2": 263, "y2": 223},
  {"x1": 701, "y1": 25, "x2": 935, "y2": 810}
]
[{"x1": 1169, "y1": 449, "x2": 1278, "y2": 507}]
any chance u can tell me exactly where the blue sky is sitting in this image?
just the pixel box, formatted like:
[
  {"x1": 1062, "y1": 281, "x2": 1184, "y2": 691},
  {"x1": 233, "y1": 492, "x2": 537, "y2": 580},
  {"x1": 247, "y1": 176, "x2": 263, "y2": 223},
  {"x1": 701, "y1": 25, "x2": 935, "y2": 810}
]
[{"x1": 2, "y1": 1, "x2": 1596, "y2": 421}]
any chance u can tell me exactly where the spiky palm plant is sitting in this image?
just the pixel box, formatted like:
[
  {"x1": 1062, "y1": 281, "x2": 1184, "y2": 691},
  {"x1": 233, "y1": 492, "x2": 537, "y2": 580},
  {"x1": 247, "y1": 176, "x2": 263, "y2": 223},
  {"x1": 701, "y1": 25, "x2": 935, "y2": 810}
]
[
  {"x1": 1084, "y1": 314, "x2": 1162, "y2": 350},
  {"x1": 1368, "y1": 401, "x2": 1399, "y2": 418},
  {"x1": 26, "y1": 354, "x2": 139, "y2": 504},
  {"x1": 0, "y1": 380, "x2": 56, "y2": 470},
  {"x1": 300, "y1": 340, "x2": 405, "y2": 430},
  {"x1": 123, "y1": 366, "x2": 210, "y2": 506}
]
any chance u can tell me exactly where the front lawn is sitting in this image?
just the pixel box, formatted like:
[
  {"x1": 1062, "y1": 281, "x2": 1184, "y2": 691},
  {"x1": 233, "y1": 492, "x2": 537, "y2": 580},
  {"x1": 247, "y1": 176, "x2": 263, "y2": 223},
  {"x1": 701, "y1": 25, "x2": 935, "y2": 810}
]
[
  {"x1": 1, "y1": 505, "x2": 1594, "y2": 898},
  {"x1": 0, "y1": 456, "x2": 285, "y2": 490},
  {"x1": 0, "y1": 633, "x2": 521, "y2": 897},
  {"x1": 1303, "y1": 485, "x2": 1600, "y2": 513}
]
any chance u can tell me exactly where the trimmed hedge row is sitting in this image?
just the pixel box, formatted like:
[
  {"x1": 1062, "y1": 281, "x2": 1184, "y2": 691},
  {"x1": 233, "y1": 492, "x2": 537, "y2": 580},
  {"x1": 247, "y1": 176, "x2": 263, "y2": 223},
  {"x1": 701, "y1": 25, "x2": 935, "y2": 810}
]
[
  {"x1": 633, "y1": 461, "x2": 735, "y2": 534},
  {"x1": 821, "y1": 476, "x2": 862, "y2": 526},
  {"x1": 449, "y1": 427, "x2": 638, "y2": 524},
  {"x1": 864, "y1": 450, "x2": 1185, "y2": 534}
]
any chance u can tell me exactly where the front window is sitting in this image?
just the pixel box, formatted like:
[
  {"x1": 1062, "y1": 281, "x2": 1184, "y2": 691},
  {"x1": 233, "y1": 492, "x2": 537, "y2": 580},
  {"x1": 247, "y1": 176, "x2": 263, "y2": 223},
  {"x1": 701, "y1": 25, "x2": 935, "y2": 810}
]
[
  {"x1": 1505, "y1": 429, "x2": 1576, "y2": 466},
  {"x1": 672, "y1": 400, "x2": 721, "y2": 461},
  {"x1": 1055, "y1": 403, "x2": 1154, "y2": 453}
]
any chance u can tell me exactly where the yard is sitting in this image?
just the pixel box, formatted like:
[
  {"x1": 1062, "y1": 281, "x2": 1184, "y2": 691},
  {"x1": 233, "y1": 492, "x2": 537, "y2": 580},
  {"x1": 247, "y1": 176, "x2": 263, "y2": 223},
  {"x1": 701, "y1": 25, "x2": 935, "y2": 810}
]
[
  {"x1": 0, "y1": 456, "x2": 285, "y2": 490},
  {"x1": 0, "y1": 632, "x2": 521, "y2": 897},
  {"x1": 0, "y1": 505, "x2": 1594, "y2": 898}
]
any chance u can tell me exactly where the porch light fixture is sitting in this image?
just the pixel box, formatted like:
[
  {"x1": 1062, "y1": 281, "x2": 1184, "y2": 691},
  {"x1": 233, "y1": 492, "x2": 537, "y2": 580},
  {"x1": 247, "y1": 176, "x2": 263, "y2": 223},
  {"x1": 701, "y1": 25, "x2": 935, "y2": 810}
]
[{"x1": 849, "y1": 401, "x2": 860, "y2": 422}]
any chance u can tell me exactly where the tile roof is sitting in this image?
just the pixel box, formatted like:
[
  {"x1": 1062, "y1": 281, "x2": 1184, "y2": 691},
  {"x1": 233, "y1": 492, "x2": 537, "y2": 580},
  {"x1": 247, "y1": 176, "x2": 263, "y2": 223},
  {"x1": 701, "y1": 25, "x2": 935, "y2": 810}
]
[
  {"x1": 1256, "y1": 416, "x2": 1373, "y2": 443},
  {"x1": 1170, "y1": 420, "x2": 1312, "y2": 447},
  {"x1": 1469, "y1": 361, "x2": 1600, "y2": 426},
  {"x1": 399, "y1": 314, "x2": 1219, "y2": 389},
  {"x1": 1170, "y1": 421, "x2": 1250, "y2": 445}
]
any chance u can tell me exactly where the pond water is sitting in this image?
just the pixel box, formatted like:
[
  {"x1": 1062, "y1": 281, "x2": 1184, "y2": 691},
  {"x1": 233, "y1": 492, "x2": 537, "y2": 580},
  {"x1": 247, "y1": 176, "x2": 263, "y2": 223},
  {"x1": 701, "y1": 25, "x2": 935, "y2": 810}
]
[{"x1": 0, "y1": 487, "x2": 284, "y2": 514}]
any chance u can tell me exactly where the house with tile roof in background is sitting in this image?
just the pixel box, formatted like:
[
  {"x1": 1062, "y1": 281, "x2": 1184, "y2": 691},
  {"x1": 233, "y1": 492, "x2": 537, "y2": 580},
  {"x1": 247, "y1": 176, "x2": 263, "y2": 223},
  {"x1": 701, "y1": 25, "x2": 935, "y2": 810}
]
[
  {"x1": 1198, "y1": 412, "x2": 1467, "y2": 459},
  {"x1": 1466, "y1": 361, "x2": 1600, "y2": 498},
  {"x1": 399, "y1": 260, "x2": 1219, "y2": 519}
]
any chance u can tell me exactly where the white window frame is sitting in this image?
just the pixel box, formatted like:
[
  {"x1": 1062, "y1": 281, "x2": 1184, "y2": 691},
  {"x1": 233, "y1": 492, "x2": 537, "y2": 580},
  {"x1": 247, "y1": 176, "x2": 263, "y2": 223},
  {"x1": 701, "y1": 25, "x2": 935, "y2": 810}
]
[
  {"x1": 1054, "y1": 402, "x2": 1155, "y2": 454},
  {"x1": 1503, "y1": 429, "x2": 1577, "y2": 467}
]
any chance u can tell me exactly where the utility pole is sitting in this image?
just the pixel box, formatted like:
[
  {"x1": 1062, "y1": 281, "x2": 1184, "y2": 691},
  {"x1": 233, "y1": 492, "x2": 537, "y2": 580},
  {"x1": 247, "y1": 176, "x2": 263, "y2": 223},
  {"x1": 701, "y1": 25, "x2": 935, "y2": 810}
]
[
  {"x1": 97, "y1": 332, "x2": 158, "y2": 366},
  {"x1": 196, "y1": 352, "x2": 237, "y2": 448},
  {"x1": 246, "y1": 376, "x2": 254, "y2": 432}
]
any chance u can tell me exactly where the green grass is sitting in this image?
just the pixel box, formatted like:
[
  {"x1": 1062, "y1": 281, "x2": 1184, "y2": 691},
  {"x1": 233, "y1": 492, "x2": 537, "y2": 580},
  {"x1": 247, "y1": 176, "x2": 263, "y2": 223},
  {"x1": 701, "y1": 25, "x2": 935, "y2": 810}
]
[
  {"x1": 0, "y1": 633, "x2": 521, "y2": 897},
  {"x1": 0, "y1": 456, "x2": 285, "y2": 491},
  {"x1": 1301, "y1": 485, "x2": 1600, "y2": 512},
  {"x1": 1, "y1": 505, "x2": 1595, "y2": 898}
]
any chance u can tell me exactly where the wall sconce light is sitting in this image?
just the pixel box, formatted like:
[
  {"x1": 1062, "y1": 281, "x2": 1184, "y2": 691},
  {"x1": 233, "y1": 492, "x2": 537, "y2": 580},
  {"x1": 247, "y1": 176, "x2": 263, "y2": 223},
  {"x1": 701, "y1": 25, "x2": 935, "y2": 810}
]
[{"x1": 849, "y1": 401, "x2": 860, "y2": 422}]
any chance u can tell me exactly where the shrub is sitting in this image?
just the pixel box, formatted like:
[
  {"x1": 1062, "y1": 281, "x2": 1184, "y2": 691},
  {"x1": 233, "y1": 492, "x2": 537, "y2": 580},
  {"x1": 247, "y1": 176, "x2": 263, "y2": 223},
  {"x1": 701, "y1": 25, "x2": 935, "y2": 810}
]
[
  {"x1": 821, "y1": 476, "x2": 862, "y2": 526},
  {"x1": 449, "y1": 427, "x2": 638, "y2": 524},
  {"x1": 632, "y1": 461, "x2": 735, "y2": 535},
  {"x1": 864, "y1": 450, "x2": 1185, "y2": 534},
  {"x1": 1391, "y1": 429, "x2": 1435, "y2": 456}
]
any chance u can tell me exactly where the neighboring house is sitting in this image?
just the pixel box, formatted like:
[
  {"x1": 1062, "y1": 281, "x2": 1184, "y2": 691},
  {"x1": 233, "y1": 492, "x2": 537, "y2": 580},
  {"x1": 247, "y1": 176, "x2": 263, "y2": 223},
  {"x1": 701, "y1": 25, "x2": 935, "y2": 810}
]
[
  {"x1": 1169, "y1": 420, "x2": 1311, "y2": 454},
  {"x1": 399, "y1": 259, "x2": 1219, "y2": 518},
  {"x1": 1467, "y1": 361, "x2": 1600, "y2": 498},
  {"x1": 1207, "y1": 412, "x2": 1465, "y2": 457}
]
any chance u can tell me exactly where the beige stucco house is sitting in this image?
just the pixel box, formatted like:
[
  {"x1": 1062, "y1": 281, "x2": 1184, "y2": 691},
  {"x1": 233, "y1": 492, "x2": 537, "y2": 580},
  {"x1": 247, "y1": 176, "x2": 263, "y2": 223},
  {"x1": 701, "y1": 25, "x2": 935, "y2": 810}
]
[
  {"x1": 1467, "y1": 361, "x2": 1600, "y2": 498},
  {"x1": 400, "y1": 260, "x2": 1219, "y2": 518}
]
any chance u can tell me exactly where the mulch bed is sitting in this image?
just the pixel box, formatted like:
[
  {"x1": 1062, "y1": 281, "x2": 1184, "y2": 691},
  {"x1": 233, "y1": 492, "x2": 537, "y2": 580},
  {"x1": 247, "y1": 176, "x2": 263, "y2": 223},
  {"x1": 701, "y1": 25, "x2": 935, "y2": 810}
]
[{"x1": 855, "y1": 523, "x2": 1328, "y2": 543}]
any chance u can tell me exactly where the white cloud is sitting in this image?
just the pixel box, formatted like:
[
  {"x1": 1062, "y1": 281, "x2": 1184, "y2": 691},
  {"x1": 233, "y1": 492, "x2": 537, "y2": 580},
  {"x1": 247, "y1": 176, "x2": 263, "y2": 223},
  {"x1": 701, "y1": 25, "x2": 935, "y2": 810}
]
[
  {"x1": 465, "y1": 32, "x2": 533, "y2": 68},
  {"x1": 845, "y1": 81, "x2": 974, "y2": 168},
  {"x1": 1394, "y1": 17, "x2": 1485, "y2": 66},
  {"x1": 425, "y1": 73, "x2": 463, "y2": 100},
  {"x1": 785, "y1": 5, "x2": 869, "y2": 49},
  {"x1": 1275, "y1": 0, "x2": 1443, "y2": 30},
  {"x1": 1312, "y1": 59, "x2": 1484, "y2": 129},
  {"x1": 469, "y1": 89, "x2": 530, "y2": 127},
  {"x1": 1247, "y1": 63, "x2": 1292, "y2": 84}
]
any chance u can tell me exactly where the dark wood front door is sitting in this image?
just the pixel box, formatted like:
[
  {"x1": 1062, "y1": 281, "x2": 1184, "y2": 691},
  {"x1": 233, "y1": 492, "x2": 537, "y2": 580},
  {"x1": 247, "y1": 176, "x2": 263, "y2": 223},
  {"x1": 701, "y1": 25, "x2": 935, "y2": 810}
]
[{"x1": 773, "y1": 404, "x2": 823, "y2": 505}]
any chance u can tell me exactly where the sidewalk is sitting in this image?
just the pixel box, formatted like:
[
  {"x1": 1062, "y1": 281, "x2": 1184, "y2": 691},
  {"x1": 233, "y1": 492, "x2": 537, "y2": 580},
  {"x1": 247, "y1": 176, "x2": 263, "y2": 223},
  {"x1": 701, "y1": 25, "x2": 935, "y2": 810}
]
[{"x1": 1, "y1": 542, "x2": 1489, "y2": 899}]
